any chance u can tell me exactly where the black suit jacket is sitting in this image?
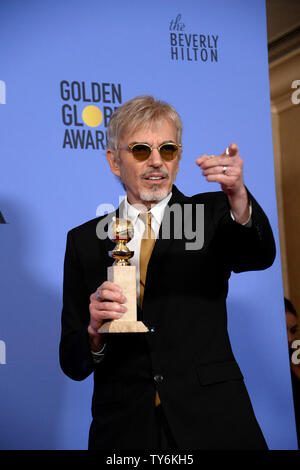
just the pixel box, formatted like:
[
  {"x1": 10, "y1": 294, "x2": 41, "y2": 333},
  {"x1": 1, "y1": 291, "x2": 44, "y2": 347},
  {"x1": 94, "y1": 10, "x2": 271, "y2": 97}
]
[{"x1": 59, "y1": 185, "x2": 276, "y2": 450}]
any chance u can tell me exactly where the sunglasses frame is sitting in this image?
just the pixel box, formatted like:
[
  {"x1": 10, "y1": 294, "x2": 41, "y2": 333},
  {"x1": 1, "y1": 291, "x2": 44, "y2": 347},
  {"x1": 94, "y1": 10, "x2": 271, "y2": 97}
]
[{"x1": 117, "y1": 141, "x2": 182, "y2": 161}]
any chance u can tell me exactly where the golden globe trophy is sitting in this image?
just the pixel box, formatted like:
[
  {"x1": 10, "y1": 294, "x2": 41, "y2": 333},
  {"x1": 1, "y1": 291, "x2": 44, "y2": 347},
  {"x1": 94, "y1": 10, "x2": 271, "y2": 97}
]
[{"x1": 98, "y1": 217, "x2": 149, "y2": 333}]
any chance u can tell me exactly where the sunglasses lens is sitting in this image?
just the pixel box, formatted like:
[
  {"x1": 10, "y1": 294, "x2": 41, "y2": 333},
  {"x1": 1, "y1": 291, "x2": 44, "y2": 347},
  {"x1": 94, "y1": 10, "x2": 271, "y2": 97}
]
[
  {"x1": 130, "y1": 143, "x2": 179, "y2": 160},
  {"x1": 131, "y1": 144, "x2": 151, "y2": 161},
  {"x1": 159, "y1": 144, "x2": 178, "y2": 160}
]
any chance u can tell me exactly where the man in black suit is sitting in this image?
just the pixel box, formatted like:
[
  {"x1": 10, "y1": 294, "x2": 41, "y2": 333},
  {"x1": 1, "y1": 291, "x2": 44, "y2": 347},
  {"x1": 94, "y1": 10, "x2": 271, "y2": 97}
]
[{"x1": 59, "y1": 95, "x2": 275, "y2": 450}]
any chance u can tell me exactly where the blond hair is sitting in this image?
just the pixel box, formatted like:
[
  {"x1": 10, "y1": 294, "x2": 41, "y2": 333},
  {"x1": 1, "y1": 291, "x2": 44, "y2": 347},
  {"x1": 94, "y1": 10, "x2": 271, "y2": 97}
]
[{"x1": 106, "y1": 95, "x2": 183, "y2": 150}]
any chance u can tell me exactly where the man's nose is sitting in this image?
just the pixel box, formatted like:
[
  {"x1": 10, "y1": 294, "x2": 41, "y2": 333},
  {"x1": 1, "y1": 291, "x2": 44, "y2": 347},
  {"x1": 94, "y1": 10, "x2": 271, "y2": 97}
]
[{"x1": 147, "y1": 148, "x2": 163, "y2": 167}]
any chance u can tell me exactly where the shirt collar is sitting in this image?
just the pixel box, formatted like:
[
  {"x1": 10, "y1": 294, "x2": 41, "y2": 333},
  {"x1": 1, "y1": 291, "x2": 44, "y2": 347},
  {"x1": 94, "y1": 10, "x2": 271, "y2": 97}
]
[{"x1": 123, "y1": 192, "x2": 172, "y2": 226}]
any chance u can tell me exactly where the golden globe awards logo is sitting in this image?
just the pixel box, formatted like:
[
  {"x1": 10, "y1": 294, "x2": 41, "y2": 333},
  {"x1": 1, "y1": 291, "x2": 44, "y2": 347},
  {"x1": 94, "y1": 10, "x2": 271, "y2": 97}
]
[
  {"x1": 60, "y1": 80, "x2": 123, "y2": 150},
  {"x1": 169, "y1": 14, "x2": 219, "y2": 62}
]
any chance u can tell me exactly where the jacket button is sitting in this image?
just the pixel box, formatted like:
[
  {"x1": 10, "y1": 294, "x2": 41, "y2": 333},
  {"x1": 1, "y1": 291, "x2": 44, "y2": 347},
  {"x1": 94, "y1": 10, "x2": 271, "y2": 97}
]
[{"x1": 154, "y1": 374, "x2": 164, "y2": 383}]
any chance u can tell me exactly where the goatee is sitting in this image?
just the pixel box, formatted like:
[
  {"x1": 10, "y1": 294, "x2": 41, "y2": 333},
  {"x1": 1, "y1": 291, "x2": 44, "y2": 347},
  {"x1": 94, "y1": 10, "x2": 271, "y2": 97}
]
[{"x1": 139, "y1": 185, "x2": 169, "y2": 202}]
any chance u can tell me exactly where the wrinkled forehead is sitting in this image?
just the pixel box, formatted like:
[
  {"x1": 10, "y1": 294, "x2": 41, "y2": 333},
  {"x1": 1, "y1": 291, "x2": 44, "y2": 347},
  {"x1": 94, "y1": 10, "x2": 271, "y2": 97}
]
[{"x1": 119, "y1": 117, "x2": 177, "y2": 144}]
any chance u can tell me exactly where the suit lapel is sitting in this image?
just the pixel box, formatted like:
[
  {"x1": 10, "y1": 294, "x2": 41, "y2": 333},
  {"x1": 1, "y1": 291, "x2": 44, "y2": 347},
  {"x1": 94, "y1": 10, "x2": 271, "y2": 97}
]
[{"x1": 146, "y1": 185, "x2": 190, "y2": 279}]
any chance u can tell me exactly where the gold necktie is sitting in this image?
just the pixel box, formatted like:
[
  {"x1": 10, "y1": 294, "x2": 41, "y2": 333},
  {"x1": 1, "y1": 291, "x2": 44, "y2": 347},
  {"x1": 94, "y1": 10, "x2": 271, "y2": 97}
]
[
  {"x1": 139, "y1": 212, "x2": 155, "y2": 309},
  {"x1": 139, "y1": 212, "x2": 161, "y2": 407}
]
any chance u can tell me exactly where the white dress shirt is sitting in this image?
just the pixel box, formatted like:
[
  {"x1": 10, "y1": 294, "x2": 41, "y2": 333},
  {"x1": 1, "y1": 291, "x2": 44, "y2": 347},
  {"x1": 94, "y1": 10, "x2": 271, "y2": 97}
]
[{"x1": 121, "y1": 192, "x2": 172, "y2": 301}]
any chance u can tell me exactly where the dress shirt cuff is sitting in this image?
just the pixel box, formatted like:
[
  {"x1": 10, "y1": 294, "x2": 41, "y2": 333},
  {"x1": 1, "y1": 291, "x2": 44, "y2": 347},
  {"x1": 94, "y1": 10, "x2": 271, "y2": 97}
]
[{"x1": 230, "y1": 201, "x2": 252, "y2": 227}]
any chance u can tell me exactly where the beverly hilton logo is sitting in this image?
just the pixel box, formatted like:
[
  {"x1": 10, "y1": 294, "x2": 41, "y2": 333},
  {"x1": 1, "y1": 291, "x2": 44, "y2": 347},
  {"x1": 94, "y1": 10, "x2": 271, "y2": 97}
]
[
  {"x1": 169, "y1": 14, "x2": 219, "y2": 62},
  {"x1": 60, "y1": 80, "x2": 123, "y2": 150}
]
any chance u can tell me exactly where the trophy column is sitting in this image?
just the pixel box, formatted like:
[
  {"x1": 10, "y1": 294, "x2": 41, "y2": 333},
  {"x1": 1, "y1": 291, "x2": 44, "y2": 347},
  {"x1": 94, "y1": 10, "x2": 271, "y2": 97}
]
[{"x1": 98, "y1": 218, "x2": 149, "y2": 333}]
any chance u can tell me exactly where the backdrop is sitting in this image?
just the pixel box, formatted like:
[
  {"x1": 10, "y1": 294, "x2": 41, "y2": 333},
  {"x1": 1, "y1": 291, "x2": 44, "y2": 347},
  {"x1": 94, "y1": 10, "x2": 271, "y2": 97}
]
[{"x1": 0, "y1": 0, "x2": 298, "y2": 450}]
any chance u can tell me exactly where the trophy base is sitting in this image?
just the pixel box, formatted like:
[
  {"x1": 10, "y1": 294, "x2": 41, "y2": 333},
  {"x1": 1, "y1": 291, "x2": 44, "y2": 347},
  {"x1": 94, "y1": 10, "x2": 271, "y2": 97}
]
[{"x1": 98, "y1": 320, "x2": 149, "y2": 333}]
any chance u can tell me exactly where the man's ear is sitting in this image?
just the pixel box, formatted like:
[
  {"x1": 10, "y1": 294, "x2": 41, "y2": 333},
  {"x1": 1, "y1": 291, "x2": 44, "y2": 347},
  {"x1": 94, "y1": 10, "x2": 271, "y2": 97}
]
[{"x1": 106, "y1": 149, "x2": 121, "y2": 177}]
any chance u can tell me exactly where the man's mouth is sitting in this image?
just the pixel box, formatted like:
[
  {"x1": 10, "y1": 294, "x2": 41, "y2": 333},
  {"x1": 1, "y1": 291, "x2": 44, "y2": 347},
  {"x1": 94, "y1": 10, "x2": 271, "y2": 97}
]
[{"x1": 143, "y1": 173, "x2": 168, "y2": 181}]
